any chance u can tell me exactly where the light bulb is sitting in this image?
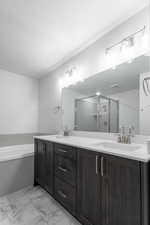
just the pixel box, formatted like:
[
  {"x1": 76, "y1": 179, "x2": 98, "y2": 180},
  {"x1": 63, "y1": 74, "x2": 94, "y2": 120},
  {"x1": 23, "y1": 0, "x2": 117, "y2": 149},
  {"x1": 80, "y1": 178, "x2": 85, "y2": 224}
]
[
  {"x1": 96, "y1": 92, "x2": 101, "y2": 96},
  {"x1": 106, "y1": 49, "x2": 118, "y2": 70}
]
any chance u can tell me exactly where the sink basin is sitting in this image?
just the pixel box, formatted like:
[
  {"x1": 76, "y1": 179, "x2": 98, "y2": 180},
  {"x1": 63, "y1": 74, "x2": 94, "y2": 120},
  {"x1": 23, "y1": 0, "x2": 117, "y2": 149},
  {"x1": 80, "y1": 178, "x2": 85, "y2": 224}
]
[{"x1": 93, "y1": 142, "x2": 141, "y2": 151}]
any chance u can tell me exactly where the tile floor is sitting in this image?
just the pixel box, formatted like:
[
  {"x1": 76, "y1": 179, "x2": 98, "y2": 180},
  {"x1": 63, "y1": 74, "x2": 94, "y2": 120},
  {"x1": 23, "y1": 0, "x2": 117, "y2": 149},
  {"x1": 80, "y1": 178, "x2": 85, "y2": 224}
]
[{"x1": 0, "y1": 186, "x2": 81, "y2": 225}]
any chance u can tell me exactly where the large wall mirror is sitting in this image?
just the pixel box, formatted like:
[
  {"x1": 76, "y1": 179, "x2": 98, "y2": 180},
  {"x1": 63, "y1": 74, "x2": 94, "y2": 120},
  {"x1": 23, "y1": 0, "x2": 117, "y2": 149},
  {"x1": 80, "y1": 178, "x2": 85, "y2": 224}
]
[{"x1": 62, "y1": 55, "x2": 150, "y2": 135}]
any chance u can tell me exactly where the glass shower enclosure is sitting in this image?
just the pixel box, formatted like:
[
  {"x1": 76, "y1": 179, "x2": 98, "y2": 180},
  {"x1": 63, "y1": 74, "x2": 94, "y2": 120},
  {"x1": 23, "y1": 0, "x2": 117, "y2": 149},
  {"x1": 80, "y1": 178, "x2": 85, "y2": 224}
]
[{"x1": 74, "y1": 95, "x2": 119, "y2": 133}]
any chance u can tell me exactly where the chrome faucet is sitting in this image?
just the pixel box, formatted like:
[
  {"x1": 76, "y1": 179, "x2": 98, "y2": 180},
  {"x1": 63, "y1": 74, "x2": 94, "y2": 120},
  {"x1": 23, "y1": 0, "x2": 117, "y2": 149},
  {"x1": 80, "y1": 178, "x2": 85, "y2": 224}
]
[
  {"x1": 127, "y1": 126, "x2": 135, "y2": 144},
  {"x1": 117, "y1": 126, "x2": 134, "y2": 144},
  {"x1": 117, "y1": 126, "x2": 125, "y2": 143}
]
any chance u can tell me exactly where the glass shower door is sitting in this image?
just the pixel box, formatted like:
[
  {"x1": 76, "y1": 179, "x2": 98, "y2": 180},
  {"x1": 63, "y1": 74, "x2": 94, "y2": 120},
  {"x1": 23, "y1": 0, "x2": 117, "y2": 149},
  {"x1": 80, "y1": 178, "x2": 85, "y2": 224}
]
[
  {"x1": 98, "y1": 96, "x2": 109, "y2": 132},
  {"x1": 97, "y1": 96, "x2": 119, "y2": 133},
  {"x1": 74, "y1": 96, "x2": 98, "y2": 131}
]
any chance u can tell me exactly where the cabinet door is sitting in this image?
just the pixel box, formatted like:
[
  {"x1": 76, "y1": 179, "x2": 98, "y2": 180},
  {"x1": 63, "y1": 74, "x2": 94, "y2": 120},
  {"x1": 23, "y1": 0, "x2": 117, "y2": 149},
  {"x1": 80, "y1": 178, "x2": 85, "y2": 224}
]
[
  {"x1": 36, "y1": 140, "x2": 46, "y2": 188},
  {"x1": 101, "y1": 155, "x2": 141, "y2": 225},
  {"x1": 45, "y1": 142, "x2": 54, "y2": 195},
  {"x1": 77, "y1": 149, "x2": 101, "y2": 225}
]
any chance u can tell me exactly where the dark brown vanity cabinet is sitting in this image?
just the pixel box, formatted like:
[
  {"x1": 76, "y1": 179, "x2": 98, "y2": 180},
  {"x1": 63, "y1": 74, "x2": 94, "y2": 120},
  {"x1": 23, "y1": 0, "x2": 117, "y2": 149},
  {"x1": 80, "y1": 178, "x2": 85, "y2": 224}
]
[
  {"x1": 54, "y1": 144, "x2": 77, "y2": 215},
  {"x1": 101, "y1": 155, "x2": 141, "y2": 225},
  {"x1": 34, "y1": 139, "x2": 54, "y2": 195},
  {"x1": 34, "y1": 140, "x2": 149, "y2": 225},
  {"x1": 77, "y1": 150, "x2": 149, "y2": 225},
  {"x1": 77, "y1": 150, "x2": 101, "y2": 225}
]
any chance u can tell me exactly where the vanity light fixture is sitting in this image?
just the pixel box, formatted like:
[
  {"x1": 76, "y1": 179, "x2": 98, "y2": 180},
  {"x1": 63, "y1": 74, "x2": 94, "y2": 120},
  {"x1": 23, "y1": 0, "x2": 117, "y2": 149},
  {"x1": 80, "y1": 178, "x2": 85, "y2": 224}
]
[
  {"x1": 106, "y1": 26, "x2": 149, "y2": 69},
  {"x1": 59, "y1": 66, "x2": 84, "y2": 88}
]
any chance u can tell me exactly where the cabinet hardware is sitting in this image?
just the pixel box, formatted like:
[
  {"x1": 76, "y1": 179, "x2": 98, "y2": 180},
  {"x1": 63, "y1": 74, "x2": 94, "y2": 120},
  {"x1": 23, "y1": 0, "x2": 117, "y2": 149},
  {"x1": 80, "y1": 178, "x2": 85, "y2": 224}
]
[
  {"x1": 58, "y1": 149, "x2": 67, "y2": 153},
  {"x1": 58, "y1": 166, "x2": 68, "y2": 172},
  {"x1": 58, "y1": 190, "x2": 67, "y2": 199},
  {"x1": 96, "y1": 155, "x2": 99, "y2": 174},
  {"x1": 101, "y1": 157, "x2": 104, "y2": 177}
]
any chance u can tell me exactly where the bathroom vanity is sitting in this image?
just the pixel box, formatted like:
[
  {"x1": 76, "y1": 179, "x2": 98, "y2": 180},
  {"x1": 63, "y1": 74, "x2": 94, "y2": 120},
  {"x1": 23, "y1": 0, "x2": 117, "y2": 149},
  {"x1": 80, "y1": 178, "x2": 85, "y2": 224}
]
[{"x1": 34, "y1": 135, "x2": 150, "y2": 225}]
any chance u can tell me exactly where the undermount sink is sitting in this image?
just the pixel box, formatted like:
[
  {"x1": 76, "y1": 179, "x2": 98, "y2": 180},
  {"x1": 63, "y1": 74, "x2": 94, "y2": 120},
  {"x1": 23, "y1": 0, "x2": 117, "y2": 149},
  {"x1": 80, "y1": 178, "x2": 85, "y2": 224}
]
[{"x1": 93, "y1": 142, "x2": 141, "y2": 151}]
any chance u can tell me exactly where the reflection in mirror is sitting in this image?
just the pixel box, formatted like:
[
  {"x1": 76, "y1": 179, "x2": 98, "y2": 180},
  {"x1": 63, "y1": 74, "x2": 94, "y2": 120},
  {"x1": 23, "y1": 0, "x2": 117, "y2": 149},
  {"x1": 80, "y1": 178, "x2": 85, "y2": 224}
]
[
  {"x1": 62, "y1": 55, "x2": 150, "y2": 135},
  {"x1": 74, "y1": 95, "x2": 119, "y2": 133}
]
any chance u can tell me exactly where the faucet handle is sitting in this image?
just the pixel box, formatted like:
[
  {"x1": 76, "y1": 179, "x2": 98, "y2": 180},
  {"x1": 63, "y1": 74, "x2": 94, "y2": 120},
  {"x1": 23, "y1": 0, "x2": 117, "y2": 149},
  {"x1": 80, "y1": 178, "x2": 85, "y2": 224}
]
[{"x1": 117, "y1": 133, "x2": 122, "y2": 143}]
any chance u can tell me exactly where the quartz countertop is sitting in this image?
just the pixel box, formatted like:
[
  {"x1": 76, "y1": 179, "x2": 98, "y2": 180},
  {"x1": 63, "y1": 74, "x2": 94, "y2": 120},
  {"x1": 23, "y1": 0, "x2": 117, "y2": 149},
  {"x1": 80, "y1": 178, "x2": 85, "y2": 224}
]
[{"x1": 34, "y1": 135, "x2": 150, "y2": 162}]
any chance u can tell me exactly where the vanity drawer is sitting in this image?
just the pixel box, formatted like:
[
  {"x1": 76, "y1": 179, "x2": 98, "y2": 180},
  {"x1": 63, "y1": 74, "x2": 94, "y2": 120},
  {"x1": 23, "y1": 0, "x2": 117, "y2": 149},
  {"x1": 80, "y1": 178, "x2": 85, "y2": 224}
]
[
  {"x1": 55, "y1": 144, "x2": 76, "y2": 160},
  {"x1": 54, "y1": 177, "x2": 76, "y2": 215},
  {"x1": 55, "y1": 154, "x2": 76, "y2": 186}
]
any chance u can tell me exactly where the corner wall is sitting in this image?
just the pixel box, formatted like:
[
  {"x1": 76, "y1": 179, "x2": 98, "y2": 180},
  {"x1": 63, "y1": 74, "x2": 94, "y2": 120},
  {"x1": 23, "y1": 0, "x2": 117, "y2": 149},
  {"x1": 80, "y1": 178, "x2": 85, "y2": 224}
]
[{"x1": 0, "y1": 69, "x2": 39, "y2": 134}]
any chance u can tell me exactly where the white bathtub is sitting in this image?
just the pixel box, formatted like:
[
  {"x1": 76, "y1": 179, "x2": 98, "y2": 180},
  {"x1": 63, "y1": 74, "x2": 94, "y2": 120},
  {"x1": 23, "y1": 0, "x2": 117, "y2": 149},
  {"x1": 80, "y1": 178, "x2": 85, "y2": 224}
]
[
  {"x1": 0, "y1": 144, "x2": 34, "y2": 162},
  {"x1": 0, "y1": 144, "x2": 34, "y2": 196}
]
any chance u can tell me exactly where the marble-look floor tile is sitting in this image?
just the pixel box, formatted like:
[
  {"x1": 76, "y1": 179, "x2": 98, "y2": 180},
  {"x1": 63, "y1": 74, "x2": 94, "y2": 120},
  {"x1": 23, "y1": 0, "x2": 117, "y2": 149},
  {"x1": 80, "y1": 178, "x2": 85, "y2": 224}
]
[{"x1": 0, "y1": 186, "x2": 81, "y2": 225}]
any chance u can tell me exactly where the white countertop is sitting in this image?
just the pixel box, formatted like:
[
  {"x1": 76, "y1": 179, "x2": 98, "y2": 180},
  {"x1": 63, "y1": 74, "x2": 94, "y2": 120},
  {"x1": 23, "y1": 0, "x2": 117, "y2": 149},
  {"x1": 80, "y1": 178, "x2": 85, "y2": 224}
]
[{"x1": 34, "y1": 135, "x2": 150, "y2": 162}]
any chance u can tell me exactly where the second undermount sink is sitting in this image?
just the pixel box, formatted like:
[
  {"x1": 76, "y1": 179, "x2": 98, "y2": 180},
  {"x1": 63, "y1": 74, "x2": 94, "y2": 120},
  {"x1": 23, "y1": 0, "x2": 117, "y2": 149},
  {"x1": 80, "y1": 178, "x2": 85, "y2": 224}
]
[{"x1": 92, "y1": 142, "x2": 141, "y2": 151}]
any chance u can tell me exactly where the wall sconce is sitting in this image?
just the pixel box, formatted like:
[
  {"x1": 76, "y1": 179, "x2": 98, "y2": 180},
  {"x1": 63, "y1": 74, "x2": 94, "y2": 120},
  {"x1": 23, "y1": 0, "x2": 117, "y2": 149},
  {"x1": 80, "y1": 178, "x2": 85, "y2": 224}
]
[
  {"x1": 106, "y1": 26, "x2": 149, "y2": 69},
  {"x1": 59, "y1": 66, "x2": 84, "y2": 88}
]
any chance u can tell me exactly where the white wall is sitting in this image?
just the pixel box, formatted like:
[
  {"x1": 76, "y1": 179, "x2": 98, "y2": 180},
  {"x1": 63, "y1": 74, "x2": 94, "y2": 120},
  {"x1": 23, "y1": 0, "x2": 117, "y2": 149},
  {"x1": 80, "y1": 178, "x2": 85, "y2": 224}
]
[
  {"x1": 39, "y1": 73, "x2": 62, "y2": 133},
  {"x1": 0, "y1": 70, "x2": 39, "y2": 134},
  {"x1": 111, "y1": 89, "x2": 139, "y2": 134},
  {"x1": 39, "y1": 8, "x2": 149, "y2": 133}
]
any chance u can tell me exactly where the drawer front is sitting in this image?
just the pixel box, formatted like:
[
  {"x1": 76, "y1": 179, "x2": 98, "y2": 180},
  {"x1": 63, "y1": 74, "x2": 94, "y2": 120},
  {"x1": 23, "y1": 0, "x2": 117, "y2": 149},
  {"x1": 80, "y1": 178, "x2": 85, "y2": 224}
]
[
  {"x1": 55, "y1": 144, "x2": 76, "y2": 160},
  {"x1": 55, "y1": 154, "x2": 76, "y2": 186},
  {"x1": 54, "y1": 177, "x2": 76, "y2": 214}
]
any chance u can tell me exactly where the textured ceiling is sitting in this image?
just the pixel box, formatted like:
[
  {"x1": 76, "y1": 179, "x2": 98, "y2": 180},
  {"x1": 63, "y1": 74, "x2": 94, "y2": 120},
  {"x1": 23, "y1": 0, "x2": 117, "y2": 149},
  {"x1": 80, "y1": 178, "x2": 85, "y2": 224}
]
[{"x1": 0, "y1": 0, "x2": 149, "y2": 77}]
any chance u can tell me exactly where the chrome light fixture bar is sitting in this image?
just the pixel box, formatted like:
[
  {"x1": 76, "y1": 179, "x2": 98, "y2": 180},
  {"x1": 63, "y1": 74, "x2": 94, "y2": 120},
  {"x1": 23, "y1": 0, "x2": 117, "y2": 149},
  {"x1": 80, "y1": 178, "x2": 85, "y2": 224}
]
[
  {"x1": 105, "y1": 26, "x2": 149, "y2": 69},
  {"x1": 105, "y1": 26, "x2": 146, "y2": 54}
]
